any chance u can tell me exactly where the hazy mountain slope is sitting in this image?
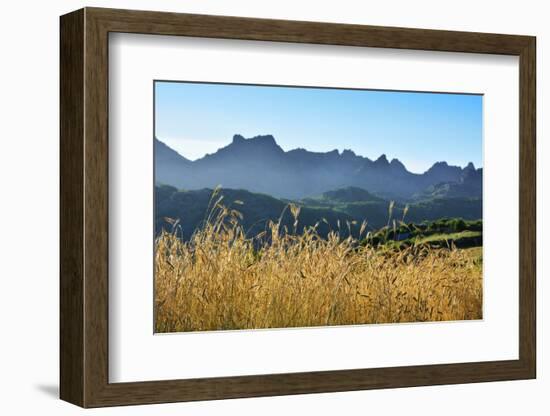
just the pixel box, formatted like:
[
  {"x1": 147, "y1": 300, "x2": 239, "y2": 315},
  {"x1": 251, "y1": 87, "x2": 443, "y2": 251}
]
[
  {"x1": 154, "y1": 138, "x2": 194, "y2": 186},
  {"x1": 413, "y1": 164, "x2": 483, "y2": 200}
]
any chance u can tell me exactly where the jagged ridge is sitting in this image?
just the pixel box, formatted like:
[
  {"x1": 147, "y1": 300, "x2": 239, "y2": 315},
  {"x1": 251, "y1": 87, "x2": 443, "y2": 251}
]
[{"x1": 155, "y1": 134, "x2": 481, "y2": 201}]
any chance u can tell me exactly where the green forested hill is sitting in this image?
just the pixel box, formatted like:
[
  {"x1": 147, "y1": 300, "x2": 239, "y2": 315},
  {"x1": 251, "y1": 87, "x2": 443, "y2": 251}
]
[
  {"x1": 155, "y1": 185, "x2": 354, "y2": 241},
  {"x1": 155, "y1": 185, "x2": 482, "y2": 241}
]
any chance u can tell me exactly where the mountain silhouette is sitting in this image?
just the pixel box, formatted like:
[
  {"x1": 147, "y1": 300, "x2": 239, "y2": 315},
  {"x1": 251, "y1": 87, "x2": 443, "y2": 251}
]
[{"x1": 154, "y1": 134, "x2": 482, "y2": 200}]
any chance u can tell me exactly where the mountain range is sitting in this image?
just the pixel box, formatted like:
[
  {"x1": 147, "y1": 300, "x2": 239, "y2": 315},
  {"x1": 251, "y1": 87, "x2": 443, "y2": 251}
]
[{"x1": 155, "y1": 134, "x2": 482, "y2": 201}]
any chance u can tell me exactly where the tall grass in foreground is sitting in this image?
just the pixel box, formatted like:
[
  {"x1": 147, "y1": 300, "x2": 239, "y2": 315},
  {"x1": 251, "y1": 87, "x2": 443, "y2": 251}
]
[{"x1": 155, "y1": 195, "x2": 482, "y2": 333}]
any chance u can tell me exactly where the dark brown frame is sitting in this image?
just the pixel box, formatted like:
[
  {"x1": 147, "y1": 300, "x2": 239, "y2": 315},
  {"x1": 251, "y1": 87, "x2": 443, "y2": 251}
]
[{"x1": 60, "y1": 7, "x2": 536, "y2": 408}]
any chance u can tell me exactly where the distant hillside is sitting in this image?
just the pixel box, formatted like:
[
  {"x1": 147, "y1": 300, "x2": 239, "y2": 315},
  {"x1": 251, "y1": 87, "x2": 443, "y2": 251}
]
[
  {"x1": 308, "y1": 186, "x2": 385, "y2": 204},
  {"x1": 299, "y1": 187, "x2": 482, "y2": 229},
  {"x1": 156, "y1": 185, "x2": 482, "y2": 241},
  {"x1": 154, "y1": 135, "x2": 482, "y2": 201},
  {"x1": 155, "y1": 185, "x2": 354, "y2": 241}
]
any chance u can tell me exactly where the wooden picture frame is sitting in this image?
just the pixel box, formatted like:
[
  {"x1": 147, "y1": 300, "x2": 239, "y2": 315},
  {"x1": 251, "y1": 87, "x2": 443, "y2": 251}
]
[{"x1": 60, "y1": 7, "x2": 536, "y2": 408}]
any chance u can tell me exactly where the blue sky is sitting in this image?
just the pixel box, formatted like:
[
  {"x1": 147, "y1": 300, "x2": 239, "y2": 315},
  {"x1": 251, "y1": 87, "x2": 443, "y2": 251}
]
[{"x1": 155, "y1": 81, "x2": 482, "y2": 174}]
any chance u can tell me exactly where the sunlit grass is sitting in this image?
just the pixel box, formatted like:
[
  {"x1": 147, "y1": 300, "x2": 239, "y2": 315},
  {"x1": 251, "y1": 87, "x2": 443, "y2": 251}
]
[
  {"x1": 155, "y1": 190, "x2": 482, "y2": 333},
  {"x1": 415, "y1": 230, "x2": 481, "y2": 244}
]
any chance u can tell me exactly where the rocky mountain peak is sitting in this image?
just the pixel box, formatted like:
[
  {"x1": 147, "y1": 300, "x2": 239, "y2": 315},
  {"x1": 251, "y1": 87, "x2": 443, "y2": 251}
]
[
  {"x1": 374, "y1": 154, "x2": 389, "y2": 166},
  {"x1": 225, "y1": 134, "x2": 282, "y2": 154},
  {"x1": 390, "y1": 158, "x2": 406, "y2": 171},
  {"x1": 232, "y1": 134, "x2": 246, "y2": 144}
]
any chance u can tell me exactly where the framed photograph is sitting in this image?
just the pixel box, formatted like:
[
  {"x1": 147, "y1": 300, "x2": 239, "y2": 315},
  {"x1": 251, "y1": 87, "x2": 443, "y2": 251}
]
[{"x1": 60, "y1": 7, "x2": 536, "y2": 407}]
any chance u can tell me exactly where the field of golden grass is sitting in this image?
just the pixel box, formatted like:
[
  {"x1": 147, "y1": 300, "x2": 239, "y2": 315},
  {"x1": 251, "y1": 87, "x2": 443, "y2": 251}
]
[{"x1": 154, "y1": 198, "x2": 482, "y2": 333}]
